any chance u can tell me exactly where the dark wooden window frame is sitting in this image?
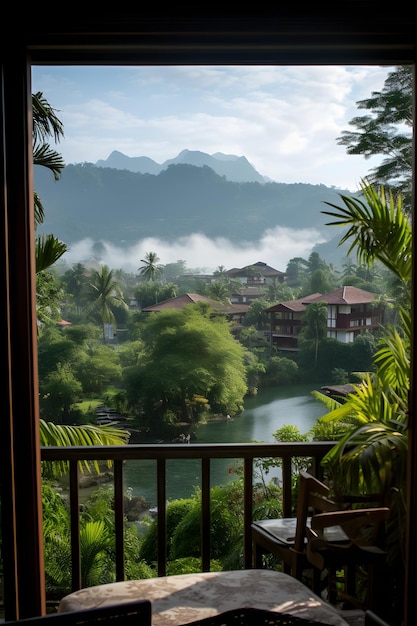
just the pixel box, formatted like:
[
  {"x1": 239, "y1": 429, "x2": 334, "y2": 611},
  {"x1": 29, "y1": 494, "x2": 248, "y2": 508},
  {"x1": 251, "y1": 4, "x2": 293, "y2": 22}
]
[{"x1": 1, "y1": 9, "x2": 416, "y2": 624}]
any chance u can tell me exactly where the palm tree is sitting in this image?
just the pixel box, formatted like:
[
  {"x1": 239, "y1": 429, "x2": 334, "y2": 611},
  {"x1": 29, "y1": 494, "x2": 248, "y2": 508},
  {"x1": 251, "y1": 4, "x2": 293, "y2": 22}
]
[
  {"x1": 138, "y1": 251, "x2": 163, "y2": 283},
  {"x1": 301, "y1": 301, "x2": 328, "y2": 367},
  {"x1": 62, "y1": 262, "x2": 89, "y2": 315},
  {"x1": 84, "y1": 265, "x2": 128, "y2": 342},
  {"x1": 208, "y1": 280, "x2": 230, "y2": 302}
]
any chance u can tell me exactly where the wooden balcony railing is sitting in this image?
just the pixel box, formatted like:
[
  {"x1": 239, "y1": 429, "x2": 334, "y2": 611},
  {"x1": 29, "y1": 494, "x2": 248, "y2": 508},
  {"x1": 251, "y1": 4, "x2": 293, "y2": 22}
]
[{"x1": 41, "y1": 441, "x2": 335, "y2": 593}]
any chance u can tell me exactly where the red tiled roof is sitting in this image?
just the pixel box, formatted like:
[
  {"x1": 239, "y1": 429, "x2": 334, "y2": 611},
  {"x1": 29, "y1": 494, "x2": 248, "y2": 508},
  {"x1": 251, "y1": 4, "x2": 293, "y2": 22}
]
[
  {"x1": 226, "y1": 261, "x2": 285, "y2": 277},
  {"x1": 305, "y1": 286, "x2": 377, "y2": 305},
  {"x1": 141, "y1": 294, "x2": 249, "y2": 315},
  {"x1": 264, "y1": 293, "x2": 322, "y2": 313}
]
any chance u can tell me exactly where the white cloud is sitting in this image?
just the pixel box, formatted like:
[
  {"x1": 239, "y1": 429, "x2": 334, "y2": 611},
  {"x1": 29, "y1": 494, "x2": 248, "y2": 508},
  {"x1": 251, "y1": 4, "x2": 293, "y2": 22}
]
[
  {"x1": 62, "y1": 226, "x2": 325, "y2": 275},
  {"x1": 33, "y1": 64, "x2": 391, "y2": 191}
]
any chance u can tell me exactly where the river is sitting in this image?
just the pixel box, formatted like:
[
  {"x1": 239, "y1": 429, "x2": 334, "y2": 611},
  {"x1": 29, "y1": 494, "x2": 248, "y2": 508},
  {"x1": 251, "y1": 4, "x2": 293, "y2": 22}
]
[{"x1": 123, "y1": 383, "x2": 327, "y2": 508}]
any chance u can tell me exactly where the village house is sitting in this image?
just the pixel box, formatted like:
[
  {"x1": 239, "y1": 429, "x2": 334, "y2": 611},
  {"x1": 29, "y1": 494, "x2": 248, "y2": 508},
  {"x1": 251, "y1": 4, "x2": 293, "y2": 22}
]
[
  {"x1": 226, "y1": 261, "x2": 286, "y2": 304},
  {"x1": 266, "y1": 286, "x2": 384, "y2": 352},
  {"x1": 141, "y1": 293, "x2": 249, "y2": 327}
]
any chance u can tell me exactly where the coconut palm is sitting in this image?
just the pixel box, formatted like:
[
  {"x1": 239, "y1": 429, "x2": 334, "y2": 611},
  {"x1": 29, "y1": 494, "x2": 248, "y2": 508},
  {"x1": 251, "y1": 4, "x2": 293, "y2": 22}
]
[
  {"x1": 138, "y1": 251, "x2": 163, "y2": 283},
  {"x1": 84, "y1": 265, "x2": 128, "y2": 342},
  {"x1": 301, "y1": 301, "x2": 328, "y2": 368}
]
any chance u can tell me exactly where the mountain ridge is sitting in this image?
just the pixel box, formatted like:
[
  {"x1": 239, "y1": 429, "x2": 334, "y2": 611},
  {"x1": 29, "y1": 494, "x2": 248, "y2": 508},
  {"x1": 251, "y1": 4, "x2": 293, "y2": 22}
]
[
  {"x1": 95, "y1": 149, "x2": 268, "y2": 183},
  {"x1": 35, "y1": 156, "x2": 354, "y2": 269}
]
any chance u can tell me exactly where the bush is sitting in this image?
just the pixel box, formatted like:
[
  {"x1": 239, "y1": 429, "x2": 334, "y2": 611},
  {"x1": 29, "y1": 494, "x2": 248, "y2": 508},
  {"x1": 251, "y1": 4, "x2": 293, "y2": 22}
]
[
  {"x1": 170, "y1": 499, "x2": 238, "y2": 561},
  {"x1": 139, "y1": 498, "x2": 195, "y2": 564}
]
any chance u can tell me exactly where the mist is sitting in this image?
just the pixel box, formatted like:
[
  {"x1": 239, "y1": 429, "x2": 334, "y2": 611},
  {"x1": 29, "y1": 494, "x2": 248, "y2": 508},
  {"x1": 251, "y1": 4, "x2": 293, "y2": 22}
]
[{"x1": 58, "y1": 225, "x2": 325, "y2": 275}]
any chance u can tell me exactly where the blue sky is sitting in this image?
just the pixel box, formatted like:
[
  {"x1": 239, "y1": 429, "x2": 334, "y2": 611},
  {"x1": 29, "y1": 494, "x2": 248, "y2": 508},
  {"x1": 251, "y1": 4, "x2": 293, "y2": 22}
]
[
  {"x1": 31, "y1": 64, "x2": 393, "y2": 272},
  {"x1": 32, "y1": 65, "x2": 391, "y2": 191}
]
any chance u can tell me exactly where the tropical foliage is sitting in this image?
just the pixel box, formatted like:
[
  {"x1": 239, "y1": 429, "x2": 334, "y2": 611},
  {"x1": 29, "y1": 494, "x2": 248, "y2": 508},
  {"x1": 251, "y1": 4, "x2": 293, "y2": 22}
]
[
  {"x1": 312, "y1": 181, "x2": 411, "y2": 587},
  {"x1": 33, "y1": 94, "x2": 130, "y2": 454},
  {"x1": 123, "y1": 305, "x2": 247, "y2": 429},
  {"x1": 337, "y1": 65, "x2": 413, "y2": 212},
  {"x1": 84, "y1": 265, "x2": 129, "y2": 341}
]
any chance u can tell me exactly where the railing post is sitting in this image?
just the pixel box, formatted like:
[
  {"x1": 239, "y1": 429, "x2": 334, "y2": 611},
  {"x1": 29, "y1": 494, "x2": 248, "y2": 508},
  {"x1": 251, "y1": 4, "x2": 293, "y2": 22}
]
[
  {"x1": 114, "y1": 459, "x2": 125, "y2": 581},
  {"x1": 201, "y1": 458, "x2": 211, "y2": 571},
  {"x1": 243, "y1": 458, "x2": 253, "y2": 569},
  {"x1": 157, "y1": 458, "x2": 167, "y2": 576},
  {"x1": 69, "y1": 460, "x2": 81, "y2": 591},
  {"x1": 281, "y1": 456, "x2": 293, "y2": 517}
]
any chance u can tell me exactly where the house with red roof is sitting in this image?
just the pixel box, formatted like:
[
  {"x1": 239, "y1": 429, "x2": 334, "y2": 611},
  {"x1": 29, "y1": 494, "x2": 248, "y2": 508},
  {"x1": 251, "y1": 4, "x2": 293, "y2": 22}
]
[
  {"x1": 265, "y1": 286, "x2": 384, "y2": 352},
  {"x1": 226, "y1": 261, "x2": 286, "y2": 305},
  {"x1": 141, "y1": 293, "x2": 249, "y2": 326}
]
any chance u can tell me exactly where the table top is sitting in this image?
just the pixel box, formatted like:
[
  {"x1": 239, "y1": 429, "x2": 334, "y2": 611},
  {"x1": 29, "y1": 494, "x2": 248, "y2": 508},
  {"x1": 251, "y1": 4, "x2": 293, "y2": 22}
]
[{"x1": 59, "y1": 569, "x2": 349, "y2": 626}]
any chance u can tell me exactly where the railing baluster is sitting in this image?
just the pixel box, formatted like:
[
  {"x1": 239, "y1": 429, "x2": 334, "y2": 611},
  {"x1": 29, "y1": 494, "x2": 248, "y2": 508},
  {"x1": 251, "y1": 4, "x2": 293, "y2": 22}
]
[
  {"x1": 113, "y1": 459, "x2": 125, "y2": 581},
  {"x1": 69, "y1": 460, "x2": 81, "y2": 591},
  {"x1": 201, "y1": 457, "x2": 211, "y2": 571},
  {"x1": 243, "y1": 458, "x2": 253, "y2": 569},
  {"x1": 282, "y1": 456, "x2": 293, "y2": 517},
  {"x1": 157, "y1": 458, "x2": 167, "y2": 576}
]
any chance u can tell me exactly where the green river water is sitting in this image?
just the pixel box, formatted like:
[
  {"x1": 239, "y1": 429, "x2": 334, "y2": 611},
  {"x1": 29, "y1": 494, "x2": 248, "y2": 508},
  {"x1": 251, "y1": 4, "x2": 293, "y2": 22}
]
[{"x1": 123, "y1": 383, "x2": 327, "y2": 509}]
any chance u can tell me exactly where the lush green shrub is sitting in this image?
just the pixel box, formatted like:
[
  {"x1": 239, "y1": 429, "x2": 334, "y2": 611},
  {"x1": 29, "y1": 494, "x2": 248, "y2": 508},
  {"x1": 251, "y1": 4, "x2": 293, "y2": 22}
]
[
  {"x1": 139, "y1": 498, "x2": 196, "y2": 564},
  {"x1": 170, "y1": 499, "x2": 237, "y2": 561}
]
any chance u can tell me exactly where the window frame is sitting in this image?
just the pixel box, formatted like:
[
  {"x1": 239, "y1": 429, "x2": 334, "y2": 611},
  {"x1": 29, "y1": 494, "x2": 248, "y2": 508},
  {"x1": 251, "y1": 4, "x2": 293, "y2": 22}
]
[{"x1": 1, "y1": 11, "x2": 416, "y2": 624}]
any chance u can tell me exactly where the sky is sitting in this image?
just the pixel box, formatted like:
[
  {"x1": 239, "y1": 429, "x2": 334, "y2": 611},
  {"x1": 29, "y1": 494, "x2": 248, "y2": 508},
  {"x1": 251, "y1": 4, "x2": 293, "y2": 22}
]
[{"x1": 31, "y1": 65, "x2": 393, "y2": 273}]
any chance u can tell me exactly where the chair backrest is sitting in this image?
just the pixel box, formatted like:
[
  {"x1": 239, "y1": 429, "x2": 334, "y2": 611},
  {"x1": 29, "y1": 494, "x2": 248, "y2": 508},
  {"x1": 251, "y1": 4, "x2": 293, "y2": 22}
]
[
  {"x1": 292, "y1": 471, "x2": 340, "y2": 553},
  {"x1": 4, "y1": 600, "x2": 152, "y2": 626}
]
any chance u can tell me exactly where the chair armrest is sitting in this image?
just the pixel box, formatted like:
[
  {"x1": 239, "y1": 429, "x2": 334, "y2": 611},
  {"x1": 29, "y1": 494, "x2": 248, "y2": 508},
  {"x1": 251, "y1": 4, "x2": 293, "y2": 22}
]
[
  {"x1": 311, "y1": 507, "x2": 390, "y2": 530},
  {"x1": 310, "y1": 507, "x2": 390, "y2": 546}
]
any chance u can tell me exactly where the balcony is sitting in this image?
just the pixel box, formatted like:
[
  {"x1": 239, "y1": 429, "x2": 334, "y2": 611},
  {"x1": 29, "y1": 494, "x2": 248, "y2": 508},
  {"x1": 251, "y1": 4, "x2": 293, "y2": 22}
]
[{"x1": 40, "y1": 441, "x2": 334, "y2": 595}]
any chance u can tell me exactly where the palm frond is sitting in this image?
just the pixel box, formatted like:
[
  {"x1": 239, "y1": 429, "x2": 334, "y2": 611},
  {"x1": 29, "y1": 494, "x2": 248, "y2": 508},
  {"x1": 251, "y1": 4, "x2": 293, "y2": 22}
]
[
  {"x1": 33, "y1": 143, "x2": 65, "y2": 180},
  {"x1": 311, "y1": 389, "x2": 343, "y2": 412},
  {"x1": 36, "y1": 234, "x2": 68, "y2": 273},
  {"x1": 32, "y1": 92, "x2": 64, "y2": 144},
  {"x1": 322, "y1": 420, "x2": 408, "y2": 494},
  {"x1": 322, "y1": 180, "x2": 412, "y2": 286},
  {"x1": 40, "y1": 420, "x2": 130, "y2": 478},
  {"x1": 373, "y1": 327, "x2": 410, "y2": 395},
  {"x1": 34, "y1": 191, "x2": 45, "y2": 225}
]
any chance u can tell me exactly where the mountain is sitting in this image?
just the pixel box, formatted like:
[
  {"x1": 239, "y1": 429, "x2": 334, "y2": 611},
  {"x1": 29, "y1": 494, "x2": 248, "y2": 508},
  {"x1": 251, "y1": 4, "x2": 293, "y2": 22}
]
[
  {"x1": 35, "y1": 159, "x2": 354, "y2": 267},
  {"x1": 95, "y1": 149, "x2": 267, "y2": 183}
]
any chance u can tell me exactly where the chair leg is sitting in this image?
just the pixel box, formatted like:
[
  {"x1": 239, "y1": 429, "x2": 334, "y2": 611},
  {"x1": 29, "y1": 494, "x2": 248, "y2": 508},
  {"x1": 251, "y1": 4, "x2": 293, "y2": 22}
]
[
  {"x1": 252, "y1": 542, "x2": 264, "y2": 568},
  {"x1": 311, "y1": 566, "x2": 321, "y2": 595},
  {"x1": 345, "y1": 565, "x2": 356, "y2": 601}
]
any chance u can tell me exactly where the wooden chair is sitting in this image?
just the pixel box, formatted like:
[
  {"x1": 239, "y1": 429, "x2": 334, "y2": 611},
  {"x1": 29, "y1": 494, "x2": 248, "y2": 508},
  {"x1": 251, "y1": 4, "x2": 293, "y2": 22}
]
[
  {"x1": 251, "y1": 471, "x2": 343, "y2": 583},
  {"x1": 3, "y1": 600, "x2": 152, "y2": 626},
  {"x1": 251, "y1": 470, "x2": 389, "y2": 610}
]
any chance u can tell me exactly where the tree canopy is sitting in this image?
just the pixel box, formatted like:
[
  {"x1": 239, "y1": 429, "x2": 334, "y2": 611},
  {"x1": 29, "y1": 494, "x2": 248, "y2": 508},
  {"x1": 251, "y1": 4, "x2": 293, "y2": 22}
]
[
  {"x1": 123, "y1": 305, "x2": 247, "y2": 428},
  {"x1": 337, "y1": 65, "x2": 412, "y2": 212}
]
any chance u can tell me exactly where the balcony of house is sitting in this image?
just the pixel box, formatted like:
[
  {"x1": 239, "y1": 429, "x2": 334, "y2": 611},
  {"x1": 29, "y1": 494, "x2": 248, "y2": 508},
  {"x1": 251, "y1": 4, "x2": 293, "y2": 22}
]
[
  {"x1": 269, "y1": 332, "x2": 298, "y2": 349},
  {"x1": 269, "y1": 320, "x2": 302, "y2": 351},
  {"x1": 333, "y1": 314, "x2": 381, "y2": 330},
  {"x1": 245, "y1": 278, "x2": 266, "y2": 286}
]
